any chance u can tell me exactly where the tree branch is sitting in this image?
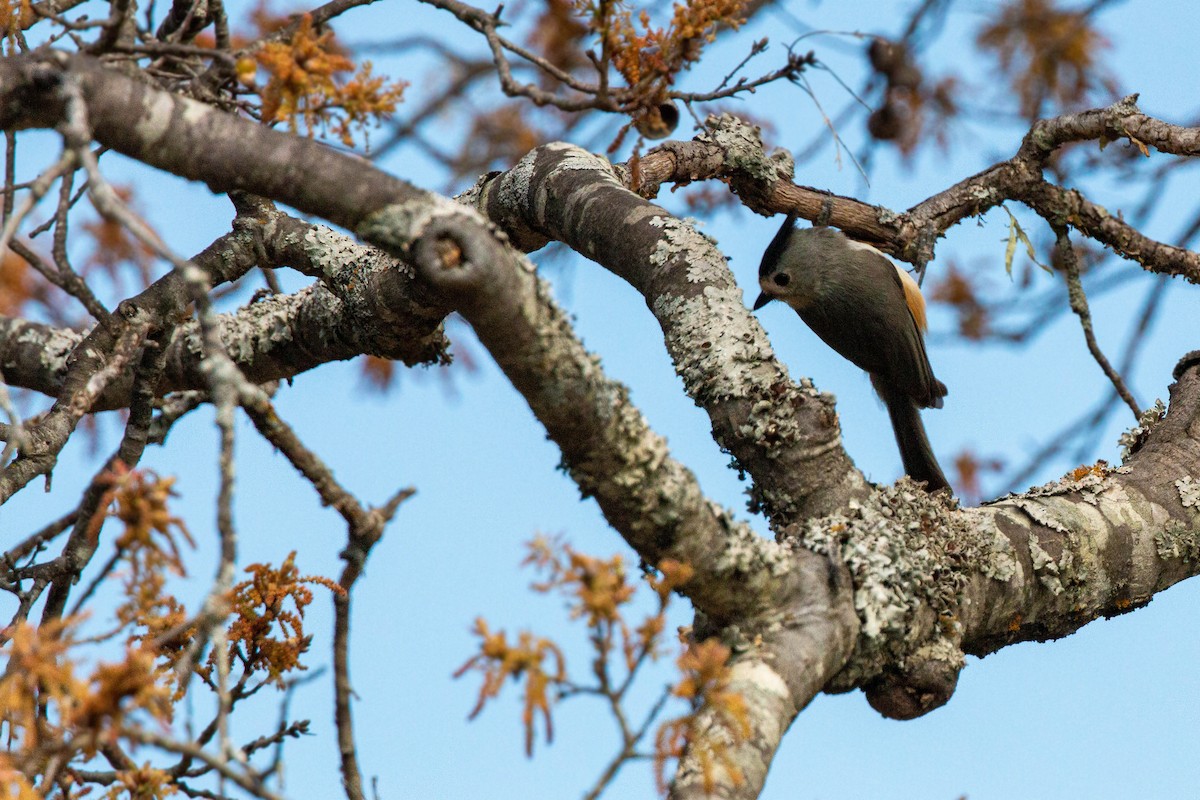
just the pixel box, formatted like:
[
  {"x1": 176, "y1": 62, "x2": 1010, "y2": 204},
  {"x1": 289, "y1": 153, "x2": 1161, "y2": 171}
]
[{"x1": 0, "y1": 214, "x2": 451, "y2": 408}]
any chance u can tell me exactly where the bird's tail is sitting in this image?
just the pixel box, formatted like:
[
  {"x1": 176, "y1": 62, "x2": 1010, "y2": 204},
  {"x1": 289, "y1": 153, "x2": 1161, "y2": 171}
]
[{"x1": 880, "y1": 389, "x2": 950, "y2": 492}]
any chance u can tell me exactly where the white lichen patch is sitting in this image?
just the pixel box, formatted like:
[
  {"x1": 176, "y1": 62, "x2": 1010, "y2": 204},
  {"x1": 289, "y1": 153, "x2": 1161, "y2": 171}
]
[
  {"x1": 545, "y1": 141, "x2": 610, "y2": 176},
  {"x1": 1009, "y1": 492, "x2": 1120, "y2": 599},
  {"x1": 729, "y1": 659, "x2": 790, "y2": 704},
  {"x1": 902, "y1": 636, "x2": 966, "y2": 672},
  {"x1": 605, "y1": 423, "x2": 671, "y2": 493},
  {"x1": 133, "y1": 90, "x2": 179, "y2": 148},
  {"x1": 1119, "y1": 399, "x2": 1166, "y2": 459},
  {"x1": 19, "y1": 326, "x2": 82, "y2": 373},
  {"x1": 356, "y1": 201, "x2": 429, "y2": 252},
  {"x1": 654, "y1": 289, "x2": 781, "y2": 406},
  {"x1": 1010, "y1": 497, "x2": 1073, "y2": 534},
  {"x1": 500, "y1": 146, "x2": 540, "y2": 206},
  {"x1": 786, "y1": 483, "x2": 997, "y2": 676},
  {"x1": 217, "y1": 292, "x2": 303, "y2": 363},
  {"x1": 1176, "y1": 476, "x2": 1200, "y2": 508},
  {"x1": 752, "y1": 485, "x2": 801, "y2": 521},
  {"x1": 962, "y1": 510, "x2": 1018, "y2": 582},
  {"x1": 640, "y1": 213, "x2": 798, "y2": 407},
  {"x1": 646, "y1": 214, "x2": 724, "y2": 277},
  {"x1": 698, "y1": 113, "x2": 794, "y2": 184},
  {"x1": 542, "y1": 145, "x2": 623, "y2": 233},
  {"x1": 304, "y1": 224, "x2": 408, "y2": 281},
  {"x1": 179, "y1": 95, "x2": 211, "y2": 126},
  {"x1": 1027, "y1": 534, "x2": 1063, "y2": 595},
  {"x1": 1022, "y1": 461, "x2": 1118, "y2": 505},
  {"x1": 715, "y1": 520, "x2": 791, "y2": 577},
  {"x1": 788, "y1": 484, "x2": 1038, "y2": 683},
  {"x1": 357, "y1": 199, "x2": 479, "y2": 255},
  {"x1": 968, "y1": 184, "x2": 1000, "y2": 203}
]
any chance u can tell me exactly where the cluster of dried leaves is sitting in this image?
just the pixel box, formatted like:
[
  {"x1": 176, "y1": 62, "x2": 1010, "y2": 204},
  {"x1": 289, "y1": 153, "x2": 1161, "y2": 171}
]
[
  {"x1": 455, "y1": 535, "x2": 746, "y2": 795},
  {"x1": 238, "y1": 13, "x2": 407, "y2": 147},
  {"x1": 604, "y1": 0, "x2": 748, "y2": 104},
  {"x1": 1, "y1": 466, "x2": 336, "y2": 797},
  {"x1": 976, "y1": 0, "x2": 1112, "y2": 118}
]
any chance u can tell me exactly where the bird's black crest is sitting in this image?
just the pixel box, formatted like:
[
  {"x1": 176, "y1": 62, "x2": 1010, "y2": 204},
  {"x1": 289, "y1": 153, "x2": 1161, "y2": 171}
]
[{"x1": 759, "y1": 209, "x2": 800, "y2": 278}]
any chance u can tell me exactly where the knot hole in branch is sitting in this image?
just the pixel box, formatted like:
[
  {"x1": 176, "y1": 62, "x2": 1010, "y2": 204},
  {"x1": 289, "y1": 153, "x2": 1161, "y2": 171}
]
[
  {"x1": 432, "y1": 236, "x2": 464, "y2": 270},
  {"x1": 412, "y1": 216, "x2": 502, "y2": 304}
]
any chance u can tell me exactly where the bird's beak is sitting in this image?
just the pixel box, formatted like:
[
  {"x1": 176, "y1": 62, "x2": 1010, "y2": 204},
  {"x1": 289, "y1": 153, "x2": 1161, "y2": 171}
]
[{"x1": 752, "y1": 292, "x2": 772, "y2": 311}]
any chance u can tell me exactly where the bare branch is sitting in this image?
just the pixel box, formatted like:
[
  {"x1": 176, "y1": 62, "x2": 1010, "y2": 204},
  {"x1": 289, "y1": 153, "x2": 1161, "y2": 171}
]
[{"x1": 1054, "y1": 225, "x2": 1142, "y2": 419}]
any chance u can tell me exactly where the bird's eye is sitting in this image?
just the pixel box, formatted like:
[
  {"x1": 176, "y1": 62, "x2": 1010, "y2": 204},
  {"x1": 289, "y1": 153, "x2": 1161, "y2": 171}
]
[{"x1": 773, "y1": 273, "x2": 790, "y2": 287}]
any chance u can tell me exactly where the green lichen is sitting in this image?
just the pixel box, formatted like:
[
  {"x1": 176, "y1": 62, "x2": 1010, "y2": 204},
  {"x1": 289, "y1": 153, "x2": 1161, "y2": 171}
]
[
  {"x1": 786, "y1": 482, "x2": 1010, "y2": 683},
  {"x1": 1118, "y1": 399, "x2": 1166, "y2": 459},
  {"x1": 967, "y1": 512, "x2": 1018, "y2": 582},
  {"x1": 356, "y1": 200, "x2": 428, "y2": 253},
  {"x1": 1154, "y1": 518, "x2": 1200, "y2": 562},
  {"x1": 718, "y1": 510, "x2": 792, "y2": 579},
  {"x1": 1019, "y1": 460, "x2": 1126, "y2": 506},
  {"x1": 697, "y1": 113, "x2": 794, "y2": 184},
  {"x1": 1027, "y1": 533, "x2": 1064, "y2": 595},
  {"x1": 304, "y1": 223, "x2": 410, "y2": 281}
]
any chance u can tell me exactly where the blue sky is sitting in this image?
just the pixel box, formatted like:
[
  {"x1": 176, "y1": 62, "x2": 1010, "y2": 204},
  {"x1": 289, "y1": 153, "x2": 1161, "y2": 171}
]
[{"x1": 3, "y1": 1, "x2": 1198, "y2": 798}]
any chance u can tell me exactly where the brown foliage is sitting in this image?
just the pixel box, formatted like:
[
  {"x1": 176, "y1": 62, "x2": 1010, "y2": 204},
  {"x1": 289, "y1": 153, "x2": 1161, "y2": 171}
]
[
  {"x1": 0, "y1": 618, "x2": 172, "y2": 765},
  {"x1": 95, "y1": 462, "x2": 194, "y2": 577},
  {"x1": 952, "y1": 449, "x2": 1005, "y2": 504},
  {"x1": 0, "y1": 0, "x2": 31, "y2": 50},
  {"x1": 1, "y1": 460, "x2": 338, "y2": 791},
  {"x1": 603, "y1": 0, "x2": 749, "y2": 102},
  {"x1": 527, "y1": 0, "x2": 591, "y2": 82},
  {"x1": 977, "y1": 0, "x2": 1111, "y2": 117},
  {"x1": 453, "y1": 105, "x2": 545, "y2": 175},
  {"x1": 215, "y1": 551, "x2": 343, "y2": 688},
  {"x1": 241, "y1": 13, "x2": 407, "y2": 147},
  {"x1": 653, "y1": 638, "x2": 750, "y2": 794},
  {"x1": 866, "y1": 38, "x2": 959, "y2": 155},
  {"x1": 930, "y1": 264, "x2": 990, "y2": 340},
  {"x1": 103, "y1": 764, "x2": 180, "y2": 799},
  {"x1": 455, "y1": 618, "x2": 567, "y2": 756},
  {"x1": 456, "y1": 536, "x2": 743, "y2": 795},
  {"x1": 0, "y1": 251, "x2": 33, "y2": 315}
]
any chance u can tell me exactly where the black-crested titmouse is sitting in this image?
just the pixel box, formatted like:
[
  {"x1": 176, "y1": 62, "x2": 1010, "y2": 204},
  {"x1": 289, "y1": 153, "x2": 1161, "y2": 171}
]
[{"x1": 752, "y1": 211, "x2": 950, "y2": 492}]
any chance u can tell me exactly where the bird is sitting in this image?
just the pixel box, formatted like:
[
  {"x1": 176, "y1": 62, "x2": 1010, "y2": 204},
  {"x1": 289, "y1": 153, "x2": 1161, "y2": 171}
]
[{"x1": 752, "y1": 211, "x2": 950, "y2": 492}]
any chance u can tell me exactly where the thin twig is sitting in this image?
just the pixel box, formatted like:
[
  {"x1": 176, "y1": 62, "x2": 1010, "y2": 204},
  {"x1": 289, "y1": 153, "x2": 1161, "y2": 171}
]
[
  {"x1": 2, "y1": 511, "x2": 77, "y2": 571},
  {"x1": 0, "y1": 150, "x2": 77, "y2": 273},
  {"x1": 124, "y1": 729, "x2": 285, "y2": 800},
  {"x1": 1054, "y1": 226, "x2": 1141, "y2": 418},
  {"x1": 583, "y1": 687, "x2": 673, "y2": 800},
  {"x1": 50, "y1": 161, "x2": 113, "y2": 321},
  {"x1": 64, "y1": 85, "x2": 243, "y2": 690}
]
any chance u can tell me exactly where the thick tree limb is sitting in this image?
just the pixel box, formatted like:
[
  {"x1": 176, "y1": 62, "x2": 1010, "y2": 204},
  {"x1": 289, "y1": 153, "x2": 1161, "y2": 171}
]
[
  {"x1": 476, "y1": 142, "x2": 869, "y2": 521},
  {"x1": 0, "y1": 51, "x2": 427, "y2": 234},
  {"x1": 410, "y1": 188, "x2": 807, "y2": 622}
]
